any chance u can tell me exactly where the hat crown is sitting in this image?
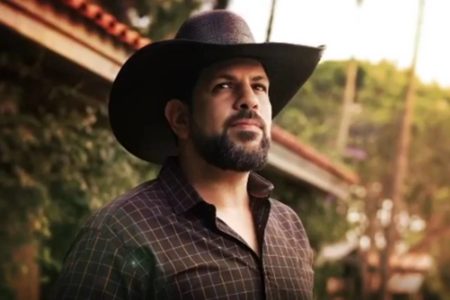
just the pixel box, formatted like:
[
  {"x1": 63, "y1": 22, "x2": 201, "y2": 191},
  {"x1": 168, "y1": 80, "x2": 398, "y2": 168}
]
[{"x1": 175, "y1": 10, "x2": 255, "y2": 44}]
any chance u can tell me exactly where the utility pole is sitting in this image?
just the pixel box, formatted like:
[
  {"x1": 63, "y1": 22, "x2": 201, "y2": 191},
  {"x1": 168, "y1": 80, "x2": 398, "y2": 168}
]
[
  {"x1": 336, "y1": 59, "x2": 358, "y2": 155},
  {"x1": 336, "y1": 0, "x2": 363, "y2": 155},
  {"x1": 265, "y1": 0, "x2": 277, "y2": 42},
  {"x1": 380, "y1": 0, "x2": 425, "y2": 299}
]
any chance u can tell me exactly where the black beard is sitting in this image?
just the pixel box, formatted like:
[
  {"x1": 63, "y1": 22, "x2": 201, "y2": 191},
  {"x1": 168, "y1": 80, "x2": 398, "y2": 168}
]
[{"x1": 190, "y1": 111, "x2": 270, "y2": 171}]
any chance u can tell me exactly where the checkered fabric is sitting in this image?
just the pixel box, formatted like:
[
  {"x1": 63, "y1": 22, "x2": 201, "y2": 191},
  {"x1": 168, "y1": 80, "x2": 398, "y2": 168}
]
[{"x1": 53, "y1": 157, "x2": 314, "y2": 299}]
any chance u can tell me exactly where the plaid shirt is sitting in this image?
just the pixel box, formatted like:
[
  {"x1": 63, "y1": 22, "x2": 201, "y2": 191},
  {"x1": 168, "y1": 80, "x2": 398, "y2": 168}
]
[{"x1": 54, "y1": 157, "x2": 314, "y2": 299}]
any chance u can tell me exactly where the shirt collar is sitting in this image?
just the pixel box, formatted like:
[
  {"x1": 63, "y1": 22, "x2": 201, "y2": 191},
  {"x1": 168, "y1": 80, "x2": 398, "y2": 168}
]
[{"x1": 158, "y1": 157, "x2": 274, "y2": 215}]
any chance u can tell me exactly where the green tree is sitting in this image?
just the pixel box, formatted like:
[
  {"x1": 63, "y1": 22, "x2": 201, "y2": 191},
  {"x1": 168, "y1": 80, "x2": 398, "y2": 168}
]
[
  {"x1": 0, "y1": 49, "x2": 158, "y2": 299},
  {"x1": 277, "y1": 59, "x2": 450, "y2": 298}
]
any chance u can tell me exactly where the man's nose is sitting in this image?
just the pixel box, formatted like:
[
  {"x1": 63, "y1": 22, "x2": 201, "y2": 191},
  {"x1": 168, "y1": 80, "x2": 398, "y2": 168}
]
[{"x1": 234, "y1": 84, "x2": 258, "y2": 111}]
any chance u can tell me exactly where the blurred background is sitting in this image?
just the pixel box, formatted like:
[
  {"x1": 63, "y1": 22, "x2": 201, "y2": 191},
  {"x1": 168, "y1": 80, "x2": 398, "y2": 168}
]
[{"x1": 1, "y1": 0, "x2": 449, "y2": 299}]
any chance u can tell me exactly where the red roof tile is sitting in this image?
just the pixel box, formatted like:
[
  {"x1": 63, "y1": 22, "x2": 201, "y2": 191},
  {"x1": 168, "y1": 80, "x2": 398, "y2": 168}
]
[{"x1": 61, "y1": 0, "x2": 150, "y2": 49}]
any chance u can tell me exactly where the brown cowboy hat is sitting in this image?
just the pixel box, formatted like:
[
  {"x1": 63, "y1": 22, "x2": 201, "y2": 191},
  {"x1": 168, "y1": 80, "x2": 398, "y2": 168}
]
[{"x1": 109, "y1": 10, "x2": 324, "y2": 164}]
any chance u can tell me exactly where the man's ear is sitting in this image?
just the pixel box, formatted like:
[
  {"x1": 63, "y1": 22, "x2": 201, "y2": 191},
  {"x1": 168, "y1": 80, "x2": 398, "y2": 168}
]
[{"x1": 164, "y1": 99, "x2": 190, "y2": 140}]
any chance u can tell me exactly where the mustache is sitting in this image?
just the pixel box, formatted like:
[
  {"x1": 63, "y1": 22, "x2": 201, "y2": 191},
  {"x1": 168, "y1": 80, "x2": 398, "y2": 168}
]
[{"x1": 224, "y1": 110, "x2": 266, "y2": 131}]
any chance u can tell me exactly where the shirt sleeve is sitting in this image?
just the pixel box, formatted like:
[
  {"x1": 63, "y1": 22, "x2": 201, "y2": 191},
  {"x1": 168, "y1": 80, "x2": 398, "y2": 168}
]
[{"x1": 52, "y1": 226, "x2": 161, "y2": 300}]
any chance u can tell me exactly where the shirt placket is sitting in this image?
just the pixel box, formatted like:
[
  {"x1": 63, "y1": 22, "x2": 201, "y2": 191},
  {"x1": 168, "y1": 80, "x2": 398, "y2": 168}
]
[{"x1": 212, "y1": 198, "x2": 271, "y2": 300}]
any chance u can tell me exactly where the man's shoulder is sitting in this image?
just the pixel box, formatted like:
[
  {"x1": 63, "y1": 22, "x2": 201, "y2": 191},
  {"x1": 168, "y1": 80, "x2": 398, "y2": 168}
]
[
  {"x1": 269, "y1": 198, "x2": 299, "y2": 217},
  {"x1": 268, "y1": 198, "x2": 307, "y2": 232},
  {"x1": 84, "y1": 178, "x2": 169, "y2": 231}
]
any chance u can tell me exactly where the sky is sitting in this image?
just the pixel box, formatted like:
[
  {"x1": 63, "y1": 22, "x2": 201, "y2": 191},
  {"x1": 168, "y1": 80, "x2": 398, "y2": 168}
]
[{"x1": 228, "y1": 0, "x2": 450, "y2": 87}]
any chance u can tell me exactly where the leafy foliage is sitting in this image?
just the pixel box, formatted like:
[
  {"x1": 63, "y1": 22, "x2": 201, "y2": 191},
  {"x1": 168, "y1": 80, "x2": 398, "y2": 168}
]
[
  {"x1": 276, "y1": 59, "x2": 450, "y2": 297},
  {"x1": 0, "y1": 50, "x2": 158, "y2": 299}
]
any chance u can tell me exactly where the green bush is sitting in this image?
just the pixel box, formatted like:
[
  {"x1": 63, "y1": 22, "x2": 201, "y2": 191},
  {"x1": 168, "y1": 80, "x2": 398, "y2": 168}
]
[{"x1": 0, "y1": 51, "x2": 158, "y2": 299}]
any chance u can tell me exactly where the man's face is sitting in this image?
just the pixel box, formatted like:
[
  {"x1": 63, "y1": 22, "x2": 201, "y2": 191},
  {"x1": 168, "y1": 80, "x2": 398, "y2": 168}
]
[{"x1": 188, "y1": 58, "x2": 272, "y2": 171}]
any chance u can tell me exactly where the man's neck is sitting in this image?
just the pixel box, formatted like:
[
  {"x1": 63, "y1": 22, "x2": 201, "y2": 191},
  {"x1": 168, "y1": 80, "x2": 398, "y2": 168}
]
[{"x1": 178, "y1": 152, "x2": 251, "y2": 210}]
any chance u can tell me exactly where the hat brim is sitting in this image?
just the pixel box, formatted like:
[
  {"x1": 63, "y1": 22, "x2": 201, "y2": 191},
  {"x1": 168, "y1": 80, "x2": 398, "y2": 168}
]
[{"x1": 109, "y1": 40, "x2": 324, "y2": 163}]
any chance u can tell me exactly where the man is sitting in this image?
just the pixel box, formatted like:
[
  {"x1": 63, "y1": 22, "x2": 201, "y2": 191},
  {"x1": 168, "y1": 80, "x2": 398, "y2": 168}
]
[{"x1": 54, "y1": 10, "x2": 324, "y2": 300}]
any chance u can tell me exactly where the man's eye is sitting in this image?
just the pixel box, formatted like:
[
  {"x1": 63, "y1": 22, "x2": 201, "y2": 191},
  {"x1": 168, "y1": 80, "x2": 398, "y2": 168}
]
[
  {"x1": 213, "y1": 82, "x2": 232, "y2": 91},
  {"x1": 253, "y1": 84, "x2": 268, "y2": 93}
]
